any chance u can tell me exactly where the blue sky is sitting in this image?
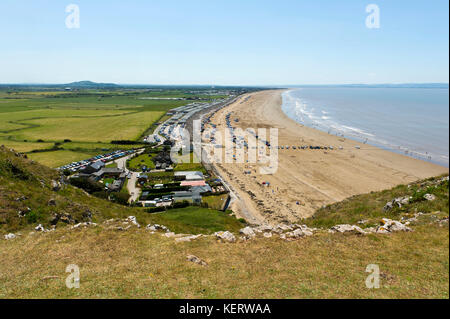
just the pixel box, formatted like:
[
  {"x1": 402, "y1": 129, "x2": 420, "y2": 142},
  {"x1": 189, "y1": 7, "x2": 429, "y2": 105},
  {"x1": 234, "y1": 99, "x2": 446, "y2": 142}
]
[{"x1": 0, "y1": 0, "x2": 448, "y2": 85}]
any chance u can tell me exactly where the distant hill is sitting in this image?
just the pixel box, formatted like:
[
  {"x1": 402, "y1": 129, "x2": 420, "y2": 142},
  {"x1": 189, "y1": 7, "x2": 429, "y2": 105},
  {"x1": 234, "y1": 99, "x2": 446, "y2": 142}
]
[{"x1": 65, "y1": 81, "x2": 119, "y2": 88}]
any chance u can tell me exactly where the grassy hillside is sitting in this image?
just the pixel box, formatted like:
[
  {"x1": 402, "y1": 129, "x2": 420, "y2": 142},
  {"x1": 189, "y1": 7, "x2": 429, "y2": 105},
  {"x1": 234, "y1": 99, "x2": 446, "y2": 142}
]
[
  {"x1": 0, "y1": 147, "x2": 448, "y2": 298},
  {"x1": 0, "y1": 146, "x2": 242, "y2": 234}
]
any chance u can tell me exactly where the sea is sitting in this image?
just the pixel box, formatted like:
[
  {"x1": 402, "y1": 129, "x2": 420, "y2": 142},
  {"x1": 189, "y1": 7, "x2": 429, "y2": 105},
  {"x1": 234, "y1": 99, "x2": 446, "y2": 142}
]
[{"x1": 281, "y1": 87, "x2": 449, "y2": 167}]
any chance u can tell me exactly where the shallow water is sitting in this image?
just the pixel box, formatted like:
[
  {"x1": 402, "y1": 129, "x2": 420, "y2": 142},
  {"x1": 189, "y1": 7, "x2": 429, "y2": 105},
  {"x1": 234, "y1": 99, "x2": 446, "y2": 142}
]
[{"x1": 282, "y1": 88, "x2": 449, "y2": 167}]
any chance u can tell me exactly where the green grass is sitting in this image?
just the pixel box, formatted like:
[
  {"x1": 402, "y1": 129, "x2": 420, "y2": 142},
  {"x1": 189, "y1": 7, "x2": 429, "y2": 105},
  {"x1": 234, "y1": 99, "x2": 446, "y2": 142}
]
[
  {"x1": 0, "y1": 146, "x2": 448, "y2": 298},
  {"x1": 128, "y1": 153, "x2": 156, "y2": 171},
  {"x1": 304, "y1": 175, "x2": 449, "y2": 229},
  {"x1": 27, "y1": 150, "x2": 97, "y2": 168},
  {"x1": 0, "y1": 89, "x2": 222, "y2": 167},
  {"x1": 202, "y1": 194, "x2": 229, "y2": 210},
  {"x1": 0, "y1": 146, "x2": 242, "y2": 235},
  {"x1": 145, "y1": 206, "x2": 244, "y2": 235}
]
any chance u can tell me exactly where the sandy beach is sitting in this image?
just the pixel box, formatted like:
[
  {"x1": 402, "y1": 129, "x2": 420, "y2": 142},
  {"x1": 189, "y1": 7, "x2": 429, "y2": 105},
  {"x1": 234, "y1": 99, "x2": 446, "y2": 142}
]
[{"x1": 204, "y1": 90, "x2": 448, "y2": 224}]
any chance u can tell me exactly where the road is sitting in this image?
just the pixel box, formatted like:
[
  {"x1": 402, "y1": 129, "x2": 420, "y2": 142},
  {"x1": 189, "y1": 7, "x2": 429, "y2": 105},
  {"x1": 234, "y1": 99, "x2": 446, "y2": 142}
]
[{"x1": 106, "y1": 149, "x2": 145, "y2": 204}]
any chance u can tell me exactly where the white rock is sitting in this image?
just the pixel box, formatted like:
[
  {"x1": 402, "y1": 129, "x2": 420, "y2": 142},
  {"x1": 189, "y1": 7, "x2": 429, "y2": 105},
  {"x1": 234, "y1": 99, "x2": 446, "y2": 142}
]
[
  {"x1": 4, "y1": 233, "x2": 16, "y2": 240},
  {"x1": 125, "y1": 216, "x2": 140, "y2": 228},
  {"x1": 424, "y1": 194, "x2": 436, "y2": 201},
  {"x1": 214, "y1": 231, "x2": 236, "y2": 243},
  {"x1": 329, "y1": 224, "x2": 366, "y2": 235},
  {"x1": 239, "y1": 226, "x2": 256, "y2": 238},
  {"x1": 381, "y1": 218, "x2": 411, "y2": 232},
  {"x1": 163, "y1": 232, "x2": 176, "y2": 238},
  {"x1": 263, "y1": 232, "x2": 272, "y2": 238}
]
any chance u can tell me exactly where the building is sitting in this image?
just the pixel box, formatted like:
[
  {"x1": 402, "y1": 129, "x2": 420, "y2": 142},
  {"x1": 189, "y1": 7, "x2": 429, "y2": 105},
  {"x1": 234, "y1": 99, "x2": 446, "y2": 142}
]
[
  {"x1": 173, "y1": 191, "x2": 202, "y2": 204},
  {"x1": 92, "y1": 167, "x2": 126, "y2": 180},
  {"x1": 180, "y1": 180, "x2": 207, "y2": 187},
  {"x1": 107, "y1": 179, "x2": 124, "y2": 192},
  {"x1": 80, "y1": 161, "x2": 105, "y2": 174},
  {"x1": 174, "y1": 171, "x2": 204, "y2": 181}
]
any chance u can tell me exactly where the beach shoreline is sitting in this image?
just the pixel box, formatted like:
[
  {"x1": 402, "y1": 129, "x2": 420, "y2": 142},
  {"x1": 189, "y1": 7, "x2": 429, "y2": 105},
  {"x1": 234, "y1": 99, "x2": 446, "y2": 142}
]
[{"x1": 205, "y1": 90, "x2": 448, "y2": 224}]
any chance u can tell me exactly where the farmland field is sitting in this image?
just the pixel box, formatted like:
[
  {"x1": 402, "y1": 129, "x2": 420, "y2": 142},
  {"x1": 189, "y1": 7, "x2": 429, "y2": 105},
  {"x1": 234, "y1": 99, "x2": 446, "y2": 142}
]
[{"x1": 0, "y1": 88, "x2": 227, "y2": 167}]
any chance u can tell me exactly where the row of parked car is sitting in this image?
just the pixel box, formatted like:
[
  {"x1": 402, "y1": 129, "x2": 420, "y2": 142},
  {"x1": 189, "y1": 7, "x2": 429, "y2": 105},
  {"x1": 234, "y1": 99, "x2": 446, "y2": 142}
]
[{"x1": 58, "y1": 149, "x2": 136, "y2": 172}]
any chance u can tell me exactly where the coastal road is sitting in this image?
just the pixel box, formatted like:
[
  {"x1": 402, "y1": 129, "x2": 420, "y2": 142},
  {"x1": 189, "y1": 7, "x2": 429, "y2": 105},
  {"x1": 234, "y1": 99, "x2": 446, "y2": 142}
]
[{"x1": 127, "y1": 172, "x2": 140, "y2": 203}]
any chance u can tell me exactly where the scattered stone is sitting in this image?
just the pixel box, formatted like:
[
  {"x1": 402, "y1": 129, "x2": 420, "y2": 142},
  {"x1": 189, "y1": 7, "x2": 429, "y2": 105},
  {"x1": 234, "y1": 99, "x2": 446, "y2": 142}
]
[
  {"x1": 383, "y1": 201, "x2": 394, "y2": 212},
  {"x1": 176, "y1": 235, "x2": 202, "y2": 242},
  {"x1": 285, "y1": 228, "x2": 313, "y2": 239},
  {"x1": 384, "y1": 196, "x2": 411, "y2": 211},
  {"x1": 424, "y1": 194, "x2": 436, "y2": 201},
  {"x1": 239, "y1": 226, "x2": 256, "y2": 238},
  {"x1": 329, "y1": 224, "x2": 366, "y2": 235},
  {"x1": 35, "y1": 224, "x2": 45, "y2": 232},
  {"x1": 186, "y1": 254, "x2": 208, "y2": 267},
  {"x1": 71, "y1": 222, "x2": 97, "y2": 229},
  {"x1": 253, "y1": 225, "x2": 273, "y2": 233},
  {"x1": 4, "y1": 233, "x2": 16, "y2": 240},
  {"x1": 125, "y1": 216, "x2": 140, "y2": 228},
  {"x1": 51, "y1": 180, "x2": 61, "y2": 191},
  {"x1": 214, "y1": 231, "x2": 236, "y2": 243},
  {"x1": 47, "y1": 198, "x2": 56, "y2": 206},
  {"x1": 163, "y1": 232, "x2": 176, "y2": 238},
  {"x1": 263, "y1": 232, "x2": 272, "y2": 238},
  {"x1": 146, "y1": 224, "x2": 169, "y2": 232}
]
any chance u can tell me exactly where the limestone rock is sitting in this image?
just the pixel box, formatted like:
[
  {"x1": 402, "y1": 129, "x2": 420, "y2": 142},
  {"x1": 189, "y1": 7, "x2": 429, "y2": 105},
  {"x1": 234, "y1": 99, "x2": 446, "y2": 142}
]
[
  {"x1": 239, "y1": 226, "x2": 256, "y2": 238},
  {"x1": 4, "y1": 233, "x2": 16, "y2": 240},
  {"x1": 51, "y1": 180, "x2": 61, "y2": 191},
  {"x1": 125, "y1": 216, "x2": 140, "y2": 228},
  {"x1": 329, "y1": 224, "x2": 366, "y2": 235},
  {"x1": 424, "y1": 193, "x2": 436, "y2": 201},
  {"x1": 214, "y1": 231, "x2": 236, "y2": 243}
]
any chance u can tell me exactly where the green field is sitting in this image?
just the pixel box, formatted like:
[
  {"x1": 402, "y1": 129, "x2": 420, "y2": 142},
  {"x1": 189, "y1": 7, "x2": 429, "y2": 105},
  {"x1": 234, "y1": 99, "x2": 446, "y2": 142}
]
[
  {"x1": 0, "y1": 89, "x2": 226, "y2": 167},
  {"x1": 128, "y1": 153, "x2": 156, "y2": 171}
]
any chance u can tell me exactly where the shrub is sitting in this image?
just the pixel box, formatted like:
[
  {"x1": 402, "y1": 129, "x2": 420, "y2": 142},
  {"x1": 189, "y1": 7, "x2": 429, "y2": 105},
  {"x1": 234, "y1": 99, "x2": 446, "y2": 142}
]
[
  {"x1": 173, "y1": 200, "x2": 190, "y2": 209},
  {"x1": 69, "y1": 177, "x2": 104, "y2": 194}
]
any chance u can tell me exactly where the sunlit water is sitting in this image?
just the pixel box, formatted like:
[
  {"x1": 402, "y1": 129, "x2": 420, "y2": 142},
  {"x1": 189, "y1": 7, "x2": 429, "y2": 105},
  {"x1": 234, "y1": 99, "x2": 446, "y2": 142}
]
[{"x1": 282, "y1": 88, "x2": 449, "y2": 167}]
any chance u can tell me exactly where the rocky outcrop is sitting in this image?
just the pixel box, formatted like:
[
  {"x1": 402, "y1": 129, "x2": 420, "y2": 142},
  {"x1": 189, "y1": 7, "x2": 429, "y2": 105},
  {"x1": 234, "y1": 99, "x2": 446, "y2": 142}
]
[
  {"x1": 239, "y1": 226, "x2": 256, "y2": 239},
  {"x1": 146, "y1": 224, "x2": 170, "y2": 233},
  {"x1": 214, "y1": 231, "x2": 236, "y2": 243},
  {"x1": 71, "y1": 222, "x2": 97, "y2": 229},
  {"x1": 329, "y1": 224, "x2": 366, "y2": 235},
  {"x1": 125, "y1": 216, "x2": 140, "y2": 228},
  {"x1": 384, "y1": 196, "x2": 411, "y2": 211}
]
